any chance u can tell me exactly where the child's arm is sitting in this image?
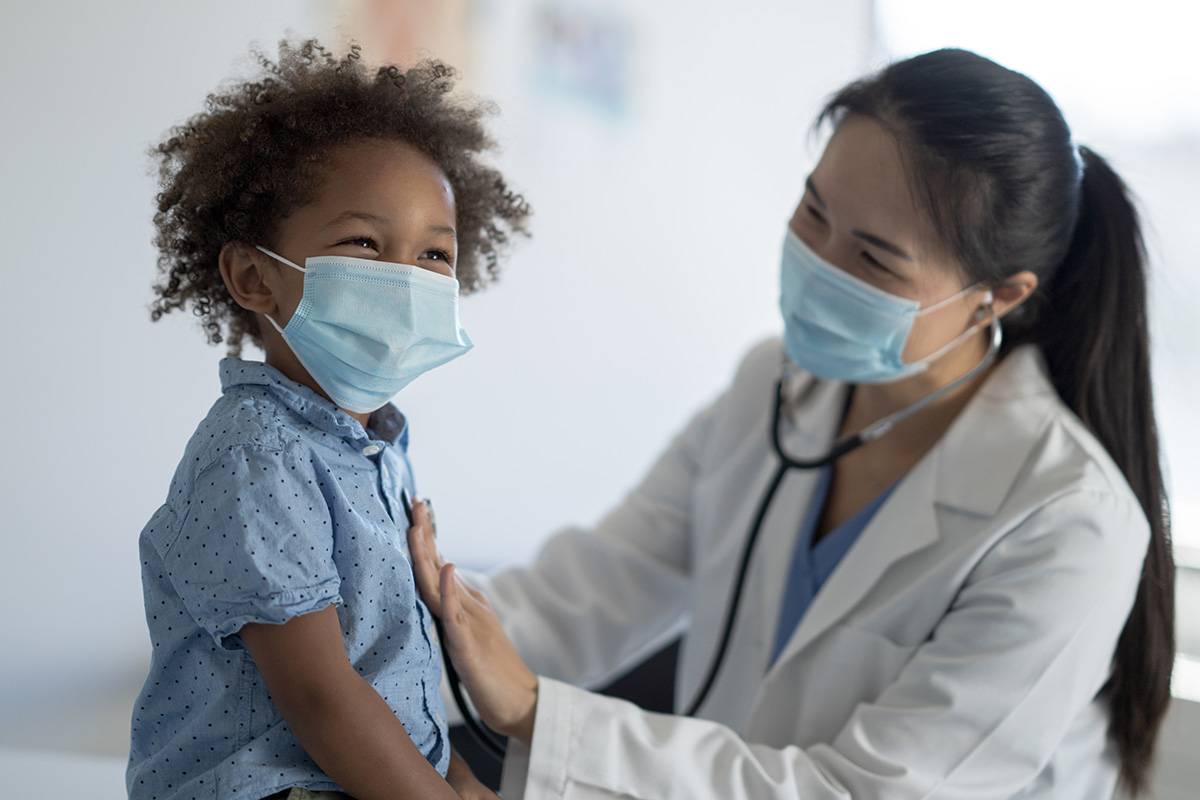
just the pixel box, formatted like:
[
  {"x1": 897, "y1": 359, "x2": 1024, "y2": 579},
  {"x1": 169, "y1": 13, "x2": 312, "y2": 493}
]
[{"x1": 241, "y1": 605, "x2": 462, "y2": 800}]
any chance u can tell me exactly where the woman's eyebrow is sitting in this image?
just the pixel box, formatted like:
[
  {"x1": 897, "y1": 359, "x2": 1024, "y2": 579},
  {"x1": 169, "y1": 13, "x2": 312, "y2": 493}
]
[
  {"x1": 806, "y1": 176, "x2": 913, "y2": 261},
  {"x1": 853, "y1": 230, "x2": 913, "y2": 261},
  {"x1": 804, "y1": 176, "x2": 827, "y2": 208}
]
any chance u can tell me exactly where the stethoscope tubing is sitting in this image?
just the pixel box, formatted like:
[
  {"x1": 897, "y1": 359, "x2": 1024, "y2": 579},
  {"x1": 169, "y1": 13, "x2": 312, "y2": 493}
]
[
  {"x1": 435, "y1": 616, "x2": 509, "y2": 758},
  {"x1": 683, "y1": 312, "x2": 1001, "y2": 717},
  {"x1": 401, "y1": 489, "x2": 509, "y2": 759}
]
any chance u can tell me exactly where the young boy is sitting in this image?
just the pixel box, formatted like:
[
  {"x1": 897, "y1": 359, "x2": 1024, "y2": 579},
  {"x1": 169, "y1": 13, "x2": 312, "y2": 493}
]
[{"x1": 128, "y1": 40, "x2": 529, "y2": 800}]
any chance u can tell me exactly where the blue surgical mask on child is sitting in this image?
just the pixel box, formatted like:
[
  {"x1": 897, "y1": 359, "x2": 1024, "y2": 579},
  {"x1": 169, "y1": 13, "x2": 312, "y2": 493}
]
[
  {"x1": 257, "y1": 246, "x2": 474, "y2": 413},
  {"x1": 779, "y1": 229, "x2": 992, "y2": 383}
]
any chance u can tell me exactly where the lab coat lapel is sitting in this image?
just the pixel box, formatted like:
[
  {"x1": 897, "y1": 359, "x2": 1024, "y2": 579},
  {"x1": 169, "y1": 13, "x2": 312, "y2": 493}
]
[
  {"x1": 763, "y1": 450, "x2": 942, "y2": 680},
  {"x1": 757, "y1": 346, "x2": 1057, "y2": 683}
]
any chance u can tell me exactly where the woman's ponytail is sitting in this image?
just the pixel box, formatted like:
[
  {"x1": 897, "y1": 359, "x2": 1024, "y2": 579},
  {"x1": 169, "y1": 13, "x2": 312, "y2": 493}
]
[
  {"x1": 824, "y1": 49, "x2": 1176, "y2": 795},
  {"x1": 1032, "y1": 147, "x2": 1175, "y2": 796}
]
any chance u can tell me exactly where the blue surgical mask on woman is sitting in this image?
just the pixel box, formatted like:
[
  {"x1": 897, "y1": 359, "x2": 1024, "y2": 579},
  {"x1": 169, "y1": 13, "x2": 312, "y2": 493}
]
[
  {"x1": 258, "y1": 246, "x2": 473, "y2": 413},
  {"x1": 779, "y1": 229, "x2": 991, "y2": 384}
]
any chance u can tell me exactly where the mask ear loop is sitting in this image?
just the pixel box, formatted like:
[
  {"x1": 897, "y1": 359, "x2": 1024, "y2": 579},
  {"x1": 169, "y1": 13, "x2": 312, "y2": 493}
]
[
  {"x1": 256, "y1": 245, "x2": 307, "y2": 273},
  {"x1": 907, "y1": 287, "x2": 995, "y2": 368},
  {"x1": 255, "y1": 245, "x2": 307, "y2": 334},
  {"x1": 858, "y1": 292, "x2": 1001, "y2": 441}
]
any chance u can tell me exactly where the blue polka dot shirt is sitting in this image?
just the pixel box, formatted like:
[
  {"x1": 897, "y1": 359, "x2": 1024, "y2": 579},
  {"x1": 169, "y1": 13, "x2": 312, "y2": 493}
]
[{"x1": 128, "y1": 359, "x2": 448, "y2": 800}]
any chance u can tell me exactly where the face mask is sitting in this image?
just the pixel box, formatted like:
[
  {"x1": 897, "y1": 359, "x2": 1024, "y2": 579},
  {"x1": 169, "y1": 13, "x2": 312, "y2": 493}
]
[
  {"x1": 257, "y1": 247, "x2": 474, "y2": 413},
  {"x1": 779, "y1": 229, "x2": 991, "y2": 384}
]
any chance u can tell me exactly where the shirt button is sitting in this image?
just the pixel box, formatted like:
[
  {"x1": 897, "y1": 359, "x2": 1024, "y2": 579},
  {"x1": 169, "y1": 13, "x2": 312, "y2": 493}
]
[{"x1": 362, "y1": 444, "x2": 381, "y2": 456}]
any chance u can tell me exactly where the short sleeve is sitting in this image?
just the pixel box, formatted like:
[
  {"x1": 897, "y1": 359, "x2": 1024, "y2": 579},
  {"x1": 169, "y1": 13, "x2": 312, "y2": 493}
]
[{"x1": 161, "y1": 442, "x2": 343, "y2": 649}]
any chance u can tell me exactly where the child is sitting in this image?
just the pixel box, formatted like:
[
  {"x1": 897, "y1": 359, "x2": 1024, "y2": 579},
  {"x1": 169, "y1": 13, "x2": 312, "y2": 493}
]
[{"x1": 128, "y1": 39, "x2": 529, "y2": 800}]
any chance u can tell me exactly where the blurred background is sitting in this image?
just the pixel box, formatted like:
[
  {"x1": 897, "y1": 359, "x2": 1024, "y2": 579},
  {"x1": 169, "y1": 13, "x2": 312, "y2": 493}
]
[{"x1": 1, "y1": 0, "x2": 1196, "y2": 796}]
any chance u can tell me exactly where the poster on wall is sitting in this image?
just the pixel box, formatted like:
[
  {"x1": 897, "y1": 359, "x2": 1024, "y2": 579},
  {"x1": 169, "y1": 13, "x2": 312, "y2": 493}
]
[
  {"x1": 332, "y1": 0, "x2": 476, "y2": 82},
  {"x1": 530, "y1": 1, "x2": 635, "y2": 119}
]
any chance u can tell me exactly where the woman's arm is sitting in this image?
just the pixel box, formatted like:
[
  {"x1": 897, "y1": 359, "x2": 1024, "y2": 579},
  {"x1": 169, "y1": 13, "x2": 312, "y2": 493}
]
[
  {"x1": 414, "y1": 487, "x2": 1148, "y2": 800},
  {"x1": 240, "y1": 607, "x2": 463, "y2": 800}
]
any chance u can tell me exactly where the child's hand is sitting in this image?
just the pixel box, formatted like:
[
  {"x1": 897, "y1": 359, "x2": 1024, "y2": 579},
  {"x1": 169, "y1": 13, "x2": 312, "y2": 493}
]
[
  {"x1": 407, "y1": 501, "x2": 540, "y2": 747},
  {"x1": 446, "y1": 749, "x2": 500, "y2": 800}
]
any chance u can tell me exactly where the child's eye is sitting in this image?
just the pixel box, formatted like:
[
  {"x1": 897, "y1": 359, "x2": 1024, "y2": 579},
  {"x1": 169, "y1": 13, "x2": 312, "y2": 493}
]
[{"x1": 421, "y1": 248, "x2": 454, "y2": 265}]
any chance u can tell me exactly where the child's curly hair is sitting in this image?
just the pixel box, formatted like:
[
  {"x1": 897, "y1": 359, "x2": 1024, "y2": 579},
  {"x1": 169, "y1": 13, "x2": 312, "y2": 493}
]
[{"x1": 150, "y1": 39, "x2": 530, "y2": 355}]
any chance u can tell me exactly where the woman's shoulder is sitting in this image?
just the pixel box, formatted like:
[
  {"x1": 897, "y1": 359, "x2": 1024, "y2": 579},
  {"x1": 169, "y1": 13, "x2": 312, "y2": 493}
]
[
  {"x1": 941, "y1": 345, "x2": 1145, "y2": 532},
  {"x1": 732, "y1": 337, "x2": 788, "y2": 379}
]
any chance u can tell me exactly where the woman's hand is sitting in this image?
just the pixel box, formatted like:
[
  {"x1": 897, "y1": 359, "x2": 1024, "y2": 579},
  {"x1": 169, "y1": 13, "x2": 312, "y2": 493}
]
[
  {"x1": 446, "y1": 749, "x2": 500, "y2": 800},
  {"x1": 408, "y1": 500, "x2": 539, "y2": 746}
]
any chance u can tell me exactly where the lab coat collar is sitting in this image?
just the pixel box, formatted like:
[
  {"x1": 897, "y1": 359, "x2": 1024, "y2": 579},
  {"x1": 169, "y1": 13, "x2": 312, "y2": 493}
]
[
  {"x1": 782, "y1": 344, "x2": 1056, "y2": 516},
  {"x1": 758, "y1": 345, "x2": 1058, "y2": 684},
  {"x1": 933, "y1": 344, "x2": 1057, "y2": 517}
]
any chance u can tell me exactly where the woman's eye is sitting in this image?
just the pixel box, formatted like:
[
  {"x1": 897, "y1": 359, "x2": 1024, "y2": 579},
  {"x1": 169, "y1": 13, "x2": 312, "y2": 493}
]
[
  {"x1": 805, "y1": 204, "x2": 826, "y2": 225},
  {"x1": 862, "y1": 251, "x2": 893, "y2": 275},
  {"x1": 340, "y1": 236, "x2": 379, "y2": 250}
]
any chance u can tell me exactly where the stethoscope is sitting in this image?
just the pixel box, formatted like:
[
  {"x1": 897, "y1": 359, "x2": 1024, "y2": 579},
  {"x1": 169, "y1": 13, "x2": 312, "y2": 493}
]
[
  {"x1": 399, "y1": 489, "x2": 510, "y2": 759},
  {"x1": 682, "y1": 306, "x2": 1002, "y2": 716},
  {"x1": 407, "y1": 306, "x2": 1002, "y2": 756}
]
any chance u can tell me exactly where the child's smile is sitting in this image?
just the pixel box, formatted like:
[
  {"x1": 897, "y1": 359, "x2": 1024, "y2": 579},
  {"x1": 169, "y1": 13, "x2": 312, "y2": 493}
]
[{"x1": 222, "y1": 139, "x2": 461, "y2": 424}]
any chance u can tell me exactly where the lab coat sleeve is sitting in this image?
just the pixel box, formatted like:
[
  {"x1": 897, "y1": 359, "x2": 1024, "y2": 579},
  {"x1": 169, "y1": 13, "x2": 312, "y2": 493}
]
[
  {"x1": 478, "y1": 399, "x2": 718, "y2": 690},
  {"x1": 501, "y1": 487, "x2": 1148, "y2": 800}
]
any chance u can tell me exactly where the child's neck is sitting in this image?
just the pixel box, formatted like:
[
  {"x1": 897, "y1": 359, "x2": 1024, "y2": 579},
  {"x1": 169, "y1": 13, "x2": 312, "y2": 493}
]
[{"x1": 262, "y1": 343, "x2": 373, "y2": 430}]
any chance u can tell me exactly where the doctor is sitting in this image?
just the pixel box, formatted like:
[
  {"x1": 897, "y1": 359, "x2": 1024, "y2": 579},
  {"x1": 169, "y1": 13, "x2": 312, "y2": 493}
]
[{"x1": 410, "y1": 49, "x2": 1175, "y2": 799}]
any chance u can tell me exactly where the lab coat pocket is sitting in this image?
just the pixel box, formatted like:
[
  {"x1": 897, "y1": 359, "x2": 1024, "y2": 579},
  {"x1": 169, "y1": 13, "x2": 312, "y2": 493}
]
[
  {"x1": 564, "y1": 785, "x2": 640, "y2": 800},
  {"x1": 760, "y1": 624, "x2": 917, "y2": 747},
  {"x1": 820, "y1": 624, "x2": 918, "y2": 695}
]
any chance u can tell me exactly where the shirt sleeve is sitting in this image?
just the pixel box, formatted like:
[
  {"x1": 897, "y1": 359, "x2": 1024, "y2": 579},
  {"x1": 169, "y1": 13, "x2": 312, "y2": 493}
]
[{"x1": 158, "y1": 442, "x2": 344, "y2": 649}]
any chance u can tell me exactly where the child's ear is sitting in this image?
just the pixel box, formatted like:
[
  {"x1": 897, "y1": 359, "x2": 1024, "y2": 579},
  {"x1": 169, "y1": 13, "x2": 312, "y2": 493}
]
[{"x1": 219, "y1": 242, "x2": 278, "y2": 314}]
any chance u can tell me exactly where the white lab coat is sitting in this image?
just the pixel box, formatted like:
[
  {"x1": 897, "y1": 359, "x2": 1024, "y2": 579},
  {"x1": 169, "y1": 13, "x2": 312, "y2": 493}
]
[{"x1": 475, "y1": 340, "x2": 1148, "y2": 800}]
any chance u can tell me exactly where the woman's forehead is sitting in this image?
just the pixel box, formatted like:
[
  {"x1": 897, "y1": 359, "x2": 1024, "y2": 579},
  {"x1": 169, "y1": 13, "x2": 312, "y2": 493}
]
[{"x1": 811, "y1": 115, "x2": 954, "y2": 270}]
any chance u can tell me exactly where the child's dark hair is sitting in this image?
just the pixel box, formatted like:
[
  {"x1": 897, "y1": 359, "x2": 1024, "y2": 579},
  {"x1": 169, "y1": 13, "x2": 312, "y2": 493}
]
[
  {"x1": 821, "y1": 48, "x2": 1173, "y2": 795},
  {"x1": 149, "y1": 39, "x2": 531, "y2": 355}
]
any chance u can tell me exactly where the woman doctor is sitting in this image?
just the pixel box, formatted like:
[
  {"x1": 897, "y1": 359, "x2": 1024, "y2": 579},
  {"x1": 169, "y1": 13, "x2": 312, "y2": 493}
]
[{"x1": 409, "y1": 49, "x2": 1175, "y2": 799}]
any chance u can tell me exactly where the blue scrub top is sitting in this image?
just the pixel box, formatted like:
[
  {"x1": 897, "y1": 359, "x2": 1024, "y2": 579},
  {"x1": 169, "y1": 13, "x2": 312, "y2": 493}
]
[{"x1": 771, "y1": 466, "x2": 899, "y2": 664}]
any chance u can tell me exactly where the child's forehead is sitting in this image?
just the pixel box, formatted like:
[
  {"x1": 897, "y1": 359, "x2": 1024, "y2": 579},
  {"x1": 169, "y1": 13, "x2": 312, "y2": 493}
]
[
  {"x1": 281, "y1": 140, "x2": 456, "y2": 230},
  {"x1": 323, "y1": 138, "x2": 437, "y2": 171},
  {"x1": 307, "y1": 140, "x2": 448, "y2": 195}
]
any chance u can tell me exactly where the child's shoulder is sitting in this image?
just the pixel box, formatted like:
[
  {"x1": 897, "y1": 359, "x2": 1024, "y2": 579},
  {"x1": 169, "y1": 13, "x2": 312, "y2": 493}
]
[{"x1": 171, "y1": 360, "x2": 321, "y2": 487}]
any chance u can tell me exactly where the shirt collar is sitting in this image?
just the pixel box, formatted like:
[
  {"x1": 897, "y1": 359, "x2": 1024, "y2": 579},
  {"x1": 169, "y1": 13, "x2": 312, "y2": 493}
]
[{"x1": 218, "y1": 358, "x2": 409, "y2": 450}]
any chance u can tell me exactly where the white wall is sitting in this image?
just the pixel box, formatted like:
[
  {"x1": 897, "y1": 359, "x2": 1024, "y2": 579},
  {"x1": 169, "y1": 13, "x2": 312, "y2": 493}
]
[
  {"x1": 0, "y1": 0, "x2": 337, "y2": 736},
  {"x1": 0, "y1": 0, "x2": 873, "y2": 754},
  {"x1": 409, "y1": 0, "x2": 874, "y2": 571}
]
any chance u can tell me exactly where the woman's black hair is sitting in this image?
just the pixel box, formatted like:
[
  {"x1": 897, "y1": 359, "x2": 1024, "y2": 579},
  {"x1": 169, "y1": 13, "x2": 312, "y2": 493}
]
[{"x1": 820, "y1": 48, "x2": 1173, "y2": 795}]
